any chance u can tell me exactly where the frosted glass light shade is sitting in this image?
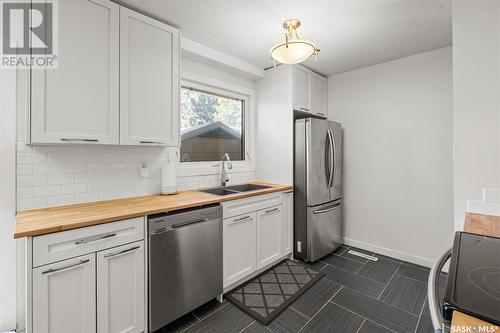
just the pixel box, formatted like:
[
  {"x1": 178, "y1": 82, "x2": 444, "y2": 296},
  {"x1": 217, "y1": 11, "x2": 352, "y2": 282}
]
[{"x1": 270, "y1": 40, "x2": 316, "y2": 64}]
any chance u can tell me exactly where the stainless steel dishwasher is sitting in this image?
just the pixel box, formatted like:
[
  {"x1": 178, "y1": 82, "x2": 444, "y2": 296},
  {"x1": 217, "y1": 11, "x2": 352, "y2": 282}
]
[{"x1": 148, "y1": 204, "x2": 222, "y2": 332}]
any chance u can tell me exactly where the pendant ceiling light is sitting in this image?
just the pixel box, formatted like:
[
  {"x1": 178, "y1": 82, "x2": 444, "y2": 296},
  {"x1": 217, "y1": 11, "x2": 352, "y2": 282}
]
[{"x1": 270, "y1": 19, "x2": 320, "y2": 66}]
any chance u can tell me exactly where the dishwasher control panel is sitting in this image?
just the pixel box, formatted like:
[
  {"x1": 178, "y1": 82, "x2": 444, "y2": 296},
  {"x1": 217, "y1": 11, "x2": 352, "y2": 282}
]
[{"x1": 148, "y1": 204, "x2": 222, "y2": 235}]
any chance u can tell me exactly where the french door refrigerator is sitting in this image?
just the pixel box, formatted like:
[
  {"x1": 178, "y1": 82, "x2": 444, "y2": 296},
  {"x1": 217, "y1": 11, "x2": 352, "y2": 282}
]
[{"x1": 294, "y1": 118, "x2": 342, "y2": 262}]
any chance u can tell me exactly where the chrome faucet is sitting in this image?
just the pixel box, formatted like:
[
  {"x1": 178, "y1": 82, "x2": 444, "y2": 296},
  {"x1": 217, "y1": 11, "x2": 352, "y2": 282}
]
[{"x1": 221, "y1": 153, "x2": 233, "y2": 187}]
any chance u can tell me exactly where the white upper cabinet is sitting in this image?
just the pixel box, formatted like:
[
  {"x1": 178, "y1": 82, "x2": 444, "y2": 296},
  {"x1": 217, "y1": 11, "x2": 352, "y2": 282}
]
[
  {"x1": 309, "y1": 72, "x2": 327, "y2": 117},
  {"x1": 119, "y1": 8, "x2": 179, "y2": 146},
  {"x1": 292, "y1": 65, "x2": 310, "y2": 112},
  {"x1": 29, "y1": 1, "x2": 180, "y2": 146},
  {"x1": 31, "y1": 0, "x2": 120, "y2": 144},
  {"x1": 292, "y1": 65, "x2": 327, "y2": 117}
]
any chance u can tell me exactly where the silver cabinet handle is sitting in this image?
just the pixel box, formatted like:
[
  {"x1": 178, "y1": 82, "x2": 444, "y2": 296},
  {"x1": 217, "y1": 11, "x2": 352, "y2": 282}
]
[
  {"x1": 75, "y1": 233, "x2": 117, "y2": 245},
  {"x1": 42, "y1": 259, "x2": 90, "y2": 275},
  {"x1": 104, "y1": 245, "x2": 140, "y2": 258},
  {"x1": 140, "y1": 141, "x2": 165, "y2": 145},
  {"x1": 233, "y1": 215, "x2": 251, "y2": 223},
  {"x1": 264, "y1": 207, "x2": 279, "y2": 214},
  {"x1": 61, "y1": 138, "x2": 99, "y2": 142},
  {"x1": 300, "y1": 107, "x2": 310, "y2": 111},
  {"x1": 313, "y1": 203, "x2": 341, "y2": 214}
]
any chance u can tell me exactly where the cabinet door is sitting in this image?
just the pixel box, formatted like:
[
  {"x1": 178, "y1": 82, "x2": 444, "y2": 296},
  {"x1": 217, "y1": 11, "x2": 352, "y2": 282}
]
[
  {"x1": 33, "y1": 254, "x2": 96, "y2": 333},
  {"x1": 120, "y1": 7, "x2": 180, "y2": 146},
  {"x1": 282, "y1": 192, "x2": 294, "y2": 255},
  {"x1": 292, "y1": 66, "x2": 310, "y2": 112},
  {"x1": 256, "y1": 205, "x2": 283, "y2": 269},
  {"x1": 31, "y1": 0, "x2": 119, "y2": 144},
  {"x1": 310, "y1": 72, "x2": 327, "y2": 117},
  {"x1": 97, "y1": 241, "x2": 145, "y2": 333},
  {"x1": 223, "y1": 213, "x2": 257, "y2": 287}
]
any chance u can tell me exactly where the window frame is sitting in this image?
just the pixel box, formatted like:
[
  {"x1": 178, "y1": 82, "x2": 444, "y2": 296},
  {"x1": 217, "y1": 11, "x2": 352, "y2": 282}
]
[{"x1": 176, "y1": 72, "x2": 255, "y2": 178}]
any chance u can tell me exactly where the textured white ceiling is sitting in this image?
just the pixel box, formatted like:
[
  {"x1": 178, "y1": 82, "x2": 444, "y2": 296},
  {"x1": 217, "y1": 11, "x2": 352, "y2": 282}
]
[{"x1": 119, "y1": 0, "x2": 452, "y2": 76}]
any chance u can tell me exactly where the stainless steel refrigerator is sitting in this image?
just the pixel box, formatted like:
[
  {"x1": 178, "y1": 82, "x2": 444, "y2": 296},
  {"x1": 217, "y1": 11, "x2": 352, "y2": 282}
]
[{"x1": 294, "y1": 118, "x2": 342, "y2": 262}]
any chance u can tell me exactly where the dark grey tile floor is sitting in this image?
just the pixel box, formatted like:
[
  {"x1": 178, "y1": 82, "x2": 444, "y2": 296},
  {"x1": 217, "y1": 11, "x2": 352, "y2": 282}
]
[{"x1": 157, "y1": 244, "x2": 447, "y2": 333}]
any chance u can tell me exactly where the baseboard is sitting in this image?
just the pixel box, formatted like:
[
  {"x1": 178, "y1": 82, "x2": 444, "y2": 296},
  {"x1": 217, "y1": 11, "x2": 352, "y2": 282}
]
[{"x1": 342, "y1": 237, "x2": 434, "y2": 268}]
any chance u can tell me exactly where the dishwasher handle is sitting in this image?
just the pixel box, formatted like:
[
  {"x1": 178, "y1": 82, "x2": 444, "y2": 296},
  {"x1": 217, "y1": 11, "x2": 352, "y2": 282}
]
[{"x1": 172, "y1": 218, "x2": 209, "y2": 229}]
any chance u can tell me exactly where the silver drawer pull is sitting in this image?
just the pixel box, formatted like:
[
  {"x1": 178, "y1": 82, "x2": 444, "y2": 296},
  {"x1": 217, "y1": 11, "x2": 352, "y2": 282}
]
[
  {"x1": 42, "y1": 259, "x2": 90, "y2": 275},
  {"x1": 264, "y1": 207, "x2": 279, "y2": 214},
  {"x1": 61, "y1": 138, "x2": 99, "y2": 142},
  {"x1": 300, "y1": 107, "x2": 310, "y2": 111},
  {"x1": 75, "y1": 233, "x2": 117, "y2": 245},
  {"x1": 140, "y1": 140, "x2": 165, "y2": 145},
  {"x1": 234, "y1": 215, "x2": 251, "y2": 223},
  {"x1": 104, "y1": 245, "x2": 140, "y2": 258}
]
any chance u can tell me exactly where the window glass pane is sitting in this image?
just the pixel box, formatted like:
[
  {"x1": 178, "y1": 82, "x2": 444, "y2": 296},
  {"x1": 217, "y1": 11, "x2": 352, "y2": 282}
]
[{"x1": 180, "y1": 87, "x2": 244, "y2": 162}]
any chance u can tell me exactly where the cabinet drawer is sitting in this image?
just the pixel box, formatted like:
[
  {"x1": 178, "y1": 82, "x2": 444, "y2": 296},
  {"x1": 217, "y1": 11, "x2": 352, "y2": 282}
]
[
  {"x1": 33, "y1": 217, "x2": 145, "y2": 267},
  {"x1": 222, "y1": 192, "x2": 283, "y2": 219}
]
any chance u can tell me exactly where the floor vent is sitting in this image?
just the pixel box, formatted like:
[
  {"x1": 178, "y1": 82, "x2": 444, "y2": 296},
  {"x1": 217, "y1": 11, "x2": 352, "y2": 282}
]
[{"x1": 347, "y1": 250, "x2": 378, "y2": 261}]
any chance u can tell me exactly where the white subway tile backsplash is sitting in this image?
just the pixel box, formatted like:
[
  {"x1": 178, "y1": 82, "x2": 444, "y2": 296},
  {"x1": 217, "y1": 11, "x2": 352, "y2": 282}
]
[
  {"x1": 33, "y1": 164, "x2": 62, "y2": 175},
  {"x1": 17, "y1": 165, "x2": 33, "y2": 176},
  {"x1": 47, "y1": 194, "x2": 75, "y2": 207},
  {"x1": 74, "y1": 192, "x2": 99, "y2": 204},
  {"x1": 18, "y1": 175, "x2": 46, "y2": 187},
  {"x1": 48, "y1": 152, "x2": 75, "y2": 164},
  {"x1": 62, "y1": 163, "x2": 87, "y2": 174},
  {"x1": 16, "y1": 141, "x2": 255, "y2": 211},
  {"x1": 47, "y1": 174, "x2": 74, "y2": 185},
  {"x1": 62, "y1": 183, "x2": 87, "y2": 194},
  {"x1": 18, "y1": 197, "x2": 47, "y2": 211},
  {"x1": 17, "y1": 187, "x2": 33, "y2": 199},
  {"x1": 17, "y1": 152, "x2": 47, "y2": 164},
  {"x1": 33, "y1": 185, "x2": 61, "y2": 197}
]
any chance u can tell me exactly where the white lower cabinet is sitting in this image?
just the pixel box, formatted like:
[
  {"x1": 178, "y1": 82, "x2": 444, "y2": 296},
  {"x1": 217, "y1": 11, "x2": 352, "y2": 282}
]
[
  {"x1": 33, "y1": 254, "x2": 96, "y2": 333},
  {"x1": 30, "y1": 218, "x2": 146, "y2": 333},
  {"x1": 256, "y1": 206, "x2": 283, "y2": 269},
  {"x1": 223, "y1": 213, "x2": 257, "y2": 288},
  {"x1": 97, "y1": 241, "x2": 145, "y2": 333},
  {"x1": 222, "y1": 191, "x2": 292, "y2": 288}
]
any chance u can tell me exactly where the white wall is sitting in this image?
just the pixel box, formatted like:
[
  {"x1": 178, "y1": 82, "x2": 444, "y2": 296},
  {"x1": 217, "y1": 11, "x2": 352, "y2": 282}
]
[
  {"x1": 15, "y1": 58, "x2": 257, "y2": 211},
  {"x1": 328, "y1": 47, "x2": 454, "y2": 266},
  {"x1": 452, "y1": 1, "x2": 500, "y2": 231},
  {"x1": 0, "y1": 69, "x2": 17, "y2": 330}
]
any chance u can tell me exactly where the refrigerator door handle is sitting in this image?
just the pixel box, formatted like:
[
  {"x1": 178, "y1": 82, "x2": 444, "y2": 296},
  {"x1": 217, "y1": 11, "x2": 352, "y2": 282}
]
[
  {"x1": 325, "y1": 131, "x2": 332, "y2": 187},
  {"x1": 313, "y1": 202, "x2": 342, "y2": 214},
  {"x1": 327, "y1": 129, "x2": 335, "y2": 187}
]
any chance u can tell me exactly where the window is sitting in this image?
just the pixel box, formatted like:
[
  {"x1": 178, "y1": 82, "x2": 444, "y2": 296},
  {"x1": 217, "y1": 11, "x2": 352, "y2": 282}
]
[{"x1": 180, "y1": 86, "x2": 245, "y2": 163}]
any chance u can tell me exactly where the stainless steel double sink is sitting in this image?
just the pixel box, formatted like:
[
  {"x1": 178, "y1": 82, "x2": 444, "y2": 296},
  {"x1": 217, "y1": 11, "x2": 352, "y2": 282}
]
[{"x1": 198, "y1": 183, "x2": 271, "y2": 196}]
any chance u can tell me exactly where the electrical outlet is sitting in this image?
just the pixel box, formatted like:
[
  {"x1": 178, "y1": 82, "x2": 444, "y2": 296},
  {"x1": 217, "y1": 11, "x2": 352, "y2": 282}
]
[{"x1": 297, "y1": 241, "x2": 302, "y2": 253}]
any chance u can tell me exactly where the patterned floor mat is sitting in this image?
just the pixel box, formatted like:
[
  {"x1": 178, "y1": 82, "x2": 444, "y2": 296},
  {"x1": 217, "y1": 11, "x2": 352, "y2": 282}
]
[{"x1": 225, "y1": 259, "x2": 323, "y2": 325}]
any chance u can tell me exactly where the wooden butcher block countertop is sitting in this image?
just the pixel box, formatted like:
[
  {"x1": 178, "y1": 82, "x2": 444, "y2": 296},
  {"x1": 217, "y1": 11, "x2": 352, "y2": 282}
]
[
  {"x1": 14, "y1": 182, "x2": 293, "y2": 238},
  {"x1": 450, "y1": 212, "x2": 500, "y2": 332}
]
